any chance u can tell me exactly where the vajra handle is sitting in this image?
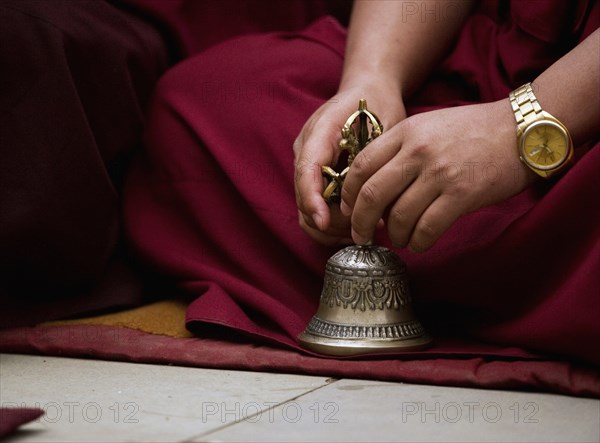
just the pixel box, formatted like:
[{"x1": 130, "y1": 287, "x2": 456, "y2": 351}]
[{"x1": 322, "y1": 99, "x2": 383, "y2": 203}]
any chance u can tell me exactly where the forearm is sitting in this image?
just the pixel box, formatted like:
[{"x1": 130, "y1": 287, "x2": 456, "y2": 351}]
[
  {"x1": 340, "y1": 0, "x2": 474, "y2": 96},
  {"x1": 532, "y1": 28, "x2": 600, "y2": 146}
]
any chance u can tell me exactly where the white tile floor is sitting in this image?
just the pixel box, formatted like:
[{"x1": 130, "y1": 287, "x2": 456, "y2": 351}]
[{"x1": 1, "y1": 354, "x2": 598, "y2": 442}]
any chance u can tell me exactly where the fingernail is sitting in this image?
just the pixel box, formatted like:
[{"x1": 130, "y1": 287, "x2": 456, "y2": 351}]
[
  {"x1": 340, "y1": 200, "x2": 351, "y2": 217},
  {"x1": 312, "y1": 213, "x2": 323, "y2": 230}
]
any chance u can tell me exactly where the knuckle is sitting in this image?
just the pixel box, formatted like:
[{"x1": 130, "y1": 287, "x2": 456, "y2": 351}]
[
  {"x1": 351, "y1": 150, "x2": 372, "y2": 174},
  {"x1": 294, "y1": 160, "x2": 318, "y2": 185},
  {"x1": 446, "y1": 180, "x2": 470, "y2": 199},
  {"x1": 418, "y1": 217, "x2": 438, "y2": 238},
  {"x1": 294, "y1": 158, "x2": 307, "y2": 180},
  {"x1": 387, "y1": 208, "x2": 410, "y2": 246},
  {"x1": 359, "y1": 182, "x2": 380, "y2": 207},
  {"x1": 388, "y1": 205, "x2": 409, "y2": 227},
  {"x1": 439, "y1": 160, "x2": 462, "y2": 183},
  {"x1": 408, "y1": 143, "x2": 430, "y2": 159},
  {"x1": 292, "y1": 137, "x2": 303, "y2": 158},
  {"x1": 413, "y1": 217, "x2": 439, "y2": 246}
]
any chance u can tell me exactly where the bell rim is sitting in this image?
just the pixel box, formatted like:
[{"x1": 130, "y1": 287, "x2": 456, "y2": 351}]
[{"x1": 297, "y1": 330, "x2": 433, "y2": 356}]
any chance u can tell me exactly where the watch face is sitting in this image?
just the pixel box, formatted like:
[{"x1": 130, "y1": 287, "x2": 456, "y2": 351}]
[{"x1": 521, "y1": 120, "x2": 570, "y2": 170}]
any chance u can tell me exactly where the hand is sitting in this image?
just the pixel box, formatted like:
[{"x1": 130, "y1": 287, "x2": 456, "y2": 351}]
[
  {"x1": 294, "y1": 83, "x2": 406, "y2": 246},
  {"x1": 340, "y1": 100, "x2": 537, "y2": 252}
]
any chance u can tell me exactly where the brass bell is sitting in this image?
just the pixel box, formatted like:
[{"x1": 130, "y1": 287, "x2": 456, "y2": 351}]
[
  {"x1": 297, "y1": 243, "x2": 432, "y2": 356},
  {"x1": 297, "y1": 99, "x2": 432, "y2": 356}
]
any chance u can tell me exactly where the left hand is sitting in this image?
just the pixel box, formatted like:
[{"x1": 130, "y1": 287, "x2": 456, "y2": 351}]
[
  {"x1": 293, "y1": 81, "x2": 407, "y2": 246},
  {"x1": 340, "y1": 99, "x2": 538, "y2": 252}
]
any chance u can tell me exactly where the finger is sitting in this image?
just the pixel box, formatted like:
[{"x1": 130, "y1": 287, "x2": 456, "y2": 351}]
[
  {"x1": 386, "y1": 180, "x2": 440, "y2": 248},
  {"x1": 299, "y1": 210, "x2": 351, "y2": 239},
  {"x1": 293, "y1": 124, "x2": 341, "y2": 231},
  {"x1": 339, "y1": 128, "x2": 405, "y2": 217},
  {"x1": 408, "y1": 195, "x2": 466, "y2": 252},
  {"x1": 299, "y1": 213, "x2": 353, "y2": 246},
  {"x1": 350, "y1": 152, "x2": 418, "y2": 245},
  {"x1": 294, "y1": 151, "x2": 329, "y2": 230}
]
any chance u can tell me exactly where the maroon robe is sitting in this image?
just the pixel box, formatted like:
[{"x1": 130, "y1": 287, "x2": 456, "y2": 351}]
[
  {"x1": 0, "y1": 0, "x2": 168, "y2": 324},
  {"x1": 0, "y1": 0, "x2": 347, "y2": 326},
  {"x1": 123, "y1": 0, "x2": 600, "y2": 368}
]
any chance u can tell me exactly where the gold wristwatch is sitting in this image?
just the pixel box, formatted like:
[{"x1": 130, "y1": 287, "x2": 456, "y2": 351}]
[{"x1": 509, "y1": 83, "x2": 573, "y2": 178}]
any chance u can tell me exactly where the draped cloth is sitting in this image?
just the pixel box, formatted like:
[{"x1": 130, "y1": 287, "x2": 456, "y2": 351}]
[
  {"x1": 0, "y1": 0, "x2": 348, "y2": 327},
  {"x1": 0, "y1": 408, "x2": 44, "y2": 438},
  {"x1": 123, "y1": 0, "x2": 600, "y2": 369},
  {"x1": 0, "y1": 0, "x2": 168, "y2": 324}
]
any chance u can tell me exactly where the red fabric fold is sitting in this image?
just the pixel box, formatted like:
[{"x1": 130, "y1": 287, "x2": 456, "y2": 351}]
[
  {"x1": 0, "y1": 0, "x2": 168, "y2": 321},
  {"x1": 121, "y1": 0, "x2": 351, "y2": 57},
  {"x1": 1, "y1": 325, "x2": 599, "y2": 398},
  {"x1": 0, "y1": 408, "x2": 43, "y2": 438}
]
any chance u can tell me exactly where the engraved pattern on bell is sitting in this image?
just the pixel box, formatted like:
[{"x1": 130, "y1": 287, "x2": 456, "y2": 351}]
[
  {"x1": 329, "y1": 244, "x2": 398, "y2": 269},
  {"x1": 306, "y1": 317, "x2": 425, "y2": 340},
  {"x1": 321, "y1": 245, "x2": 411, "y2": 311}
]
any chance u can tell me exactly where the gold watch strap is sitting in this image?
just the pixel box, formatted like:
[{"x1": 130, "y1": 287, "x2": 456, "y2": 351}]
[
  {"x1": 509, "y1": 82, "x2": 574, "y2": 178},
  {"x1": 509, "y1": 83, "x2": 544, "y2": 136}
]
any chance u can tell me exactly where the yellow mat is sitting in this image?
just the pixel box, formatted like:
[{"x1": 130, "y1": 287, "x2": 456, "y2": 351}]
[{"x1": 42, "y1": 299, "x2": 193, "y2": 338}]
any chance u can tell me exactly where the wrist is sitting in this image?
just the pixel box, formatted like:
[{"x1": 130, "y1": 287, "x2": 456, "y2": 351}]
[
  {"x1": 492, "y1": 99, "x2": 539, "y2": 185},
  {"x1": 338, "y1": 70, "x2": 404, "y2": 101}
]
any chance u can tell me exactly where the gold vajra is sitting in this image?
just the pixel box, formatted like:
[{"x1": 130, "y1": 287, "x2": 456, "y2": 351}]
[{"x1": 322, "y1": 99, "x2": 383, "y2": 203}]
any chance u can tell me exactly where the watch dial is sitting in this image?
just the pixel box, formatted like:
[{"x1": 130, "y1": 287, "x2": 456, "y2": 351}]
[{"x1": 522, "y1": 122, "x2": 569, "y2": 170}]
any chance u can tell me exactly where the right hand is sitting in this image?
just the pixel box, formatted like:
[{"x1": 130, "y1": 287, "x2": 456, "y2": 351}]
[{"x1": 293, "y1": 82, "x2": 407, "y2": 246}]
